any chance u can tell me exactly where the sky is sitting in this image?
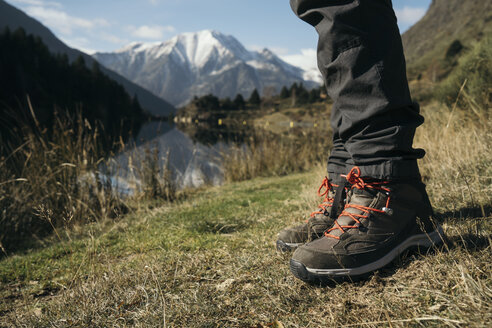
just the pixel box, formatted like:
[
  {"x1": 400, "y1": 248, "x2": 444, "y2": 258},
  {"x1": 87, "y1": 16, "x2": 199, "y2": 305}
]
[{"x1": 6, "y1": 0, "x2": 431, "y2": 72}]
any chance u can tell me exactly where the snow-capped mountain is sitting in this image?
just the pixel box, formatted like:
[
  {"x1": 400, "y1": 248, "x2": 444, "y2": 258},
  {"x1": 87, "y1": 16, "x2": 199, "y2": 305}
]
[{"x1": 94, "y1": 30, "x2": 320, "y2": 106}]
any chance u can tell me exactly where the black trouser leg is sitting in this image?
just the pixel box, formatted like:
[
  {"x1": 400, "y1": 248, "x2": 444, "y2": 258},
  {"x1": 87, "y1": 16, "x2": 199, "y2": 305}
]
[{"x1": 290, "y1": 0, "x2": 425, "y2": 181}]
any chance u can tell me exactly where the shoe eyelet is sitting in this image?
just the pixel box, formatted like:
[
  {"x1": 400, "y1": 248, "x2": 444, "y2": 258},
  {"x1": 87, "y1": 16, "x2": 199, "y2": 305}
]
[{"x1": 382, "y1": 207, "x2": 394, "y2": 216}]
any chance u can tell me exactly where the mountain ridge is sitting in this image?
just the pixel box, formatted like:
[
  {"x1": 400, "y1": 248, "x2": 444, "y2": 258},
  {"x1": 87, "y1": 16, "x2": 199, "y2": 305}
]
[
  {"x1": 402, "y1": 0, "x2": 492, "y2": 80},
  {"x1": 94, "y1": 30, "x2": 320, "y2": 107},
  {"x1": 0, "y1": 0, "x2": 175, "y2": 116}
]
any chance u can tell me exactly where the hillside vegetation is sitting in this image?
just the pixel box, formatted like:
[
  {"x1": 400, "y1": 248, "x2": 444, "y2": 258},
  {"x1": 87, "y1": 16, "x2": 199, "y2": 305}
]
[
  {"x1": 402, "y1": 0, "x2": 492, "y2": 81},
  {"x1": 0, "y1": 28, "x2": 144, "y2": 153},
  {"x1": 437, "y1": 36, "x2": 492, "y2": 110}
]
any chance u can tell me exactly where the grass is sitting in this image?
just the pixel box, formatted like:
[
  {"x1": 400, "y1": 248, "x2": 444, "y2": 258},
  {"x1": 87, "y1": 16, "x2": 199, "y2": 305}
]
[
  {"x1": 0, "y1": 111, "x2": 125, "y2": 253},
  {"x1": 0, "y1": 100, "x2": 491, "y2": 327},
  {"x1": 0, "y1": 110, "x2": 179, "y2": 254},
  {"x1": 222, "y1": 129, "x2": 331, "y2": 182}
]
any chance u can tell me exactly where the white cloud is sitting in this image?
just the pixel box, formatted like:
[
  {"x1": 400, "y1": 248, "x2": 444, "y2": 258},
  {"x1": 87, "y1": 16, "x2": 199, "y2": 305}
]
[
  {"x1": 149, "y1": 0, "x2": 159, "y2": 5},
  {"x1": 21, "y1": 2, "x2": 109, "y2": 36},
  {"x1": 11, "y1": 0, "x2": 61, "y2": 7},
  {"x1": 281, "y1": 48, "x2": 323, "y2": 83},
  {"x1": 100, "y1": 32, "x2": 128, "y2": 45},
  {"x1": 26, "y1": 6, "x2": 90, "y2": 34},
  {"x1": 395, "y1": 6, "x2": 426, "y2": 25},
  {"x1": 93, "y1": 18, "x2": 111, "y2": 28},
  {"x1": 269, "y1": 47, "x2": 290, "y2": 56},
  {"x1": 130, "y1": 25, "x2": 175, "y2": 40},
  {"x1": 60, "y1": 36, "x2": 96, "y2": 55},
  {"x1": 280, "y1": 48, "x2": 318, "y2": 72}
]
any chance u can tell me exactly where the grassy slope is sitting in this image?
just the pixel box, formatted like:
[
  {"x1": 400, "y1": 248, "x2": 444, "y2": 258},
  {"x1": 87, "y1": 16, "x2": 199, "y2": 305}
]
[
  {"x1": 1, "y1": 101, "x2": 491, "y2": 327},
  {"x1": 402, "y1": 0, "x2": 492, "y2": 80}
]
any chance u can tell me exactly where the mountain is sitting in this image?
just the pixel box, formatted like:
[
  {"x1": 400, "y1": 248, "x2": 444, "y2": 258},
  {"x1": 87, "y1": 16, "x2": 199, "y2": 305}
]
[
  {"x1": 0, "y1": 28, "x2": 145, "y2": 151},
  {"x1": 402, "y1": 0, "x2": 492, "y2": 81},
  {"x1": 94, "y1": 30, "x2": 320, "y2": 107},
  {"x1": 0, "y1": 0, "x2": 175, "y2": 116}
]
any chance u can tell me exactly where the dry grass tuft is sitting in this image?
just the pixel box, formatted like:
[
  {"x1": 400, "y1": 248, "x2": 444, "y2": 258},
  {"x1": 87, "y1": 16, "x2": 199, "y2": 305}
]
[
  {"x1": 223, "y1": 129, "x2": 331, "y2": 182},
  {"x1": 0, "y1": 111, "x2": 177, "y2": 254},
  {"x1": 416, "y1": 101, "x2": 491, "y2": 213},
  {"x1": 0, "y1": 112, "x2": 126, "y2": 253}
]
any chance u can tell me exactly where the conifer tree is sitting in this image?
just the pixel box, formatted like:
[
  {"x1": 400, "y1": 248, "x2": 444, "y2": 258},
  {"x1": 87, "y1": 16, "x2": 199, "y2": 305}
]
[
  {"x1": 308, "y1": 88, "x2": 320, "y2": 103},
  {"x1": 221, "y1": 97, "x2": 234, "y2": 110},
  {"x1": 296, "y1": 83, "x2": 309, "y2": 104},
  {"x1": 248, "y1": 89, "x2": 261, "y2": 106},
  {"x1": 280, "y1": 86, "x2": 290, "y2": 99},
  {"x1": 0, "y1": 27, "x2": 145, "y2": 153},
  {"x1": 233, "y1": 94, "x2": 245, "y2": 110}
]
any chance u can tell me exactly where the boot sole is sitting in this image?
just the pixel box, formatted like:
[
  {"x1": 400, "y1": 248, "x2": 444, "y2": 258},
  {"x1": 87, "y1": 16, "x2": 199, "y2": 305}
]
[
  {"x1": 290, "y1": 225, "x2": 445, "y2": 282},
  {"x1": 276, "y1": 240, "x2": 303, "y2": 252}
]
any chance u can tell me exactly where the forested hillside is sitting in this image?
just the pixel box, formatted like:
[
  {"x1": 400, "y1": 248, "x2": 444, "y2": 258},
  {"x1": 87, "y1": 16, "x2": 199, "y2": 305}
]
[
  {"x1": 0, "y1": 28, "x2": 144, "y2": 152},
  {"x1": 0, "y1": 0, "x2": 175, "y2": 117}
]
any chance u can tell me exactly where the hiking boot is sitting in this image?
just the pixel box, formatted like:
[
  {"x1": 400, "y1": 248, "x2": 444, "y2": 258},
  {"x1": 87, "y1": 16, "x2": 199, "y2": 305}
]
[
  {"x1": 276, "y1": 177, "x2": 347, "y2": 252},
  {"x1": 290, "y1": 167, "x2": 444, "y2": 282}
]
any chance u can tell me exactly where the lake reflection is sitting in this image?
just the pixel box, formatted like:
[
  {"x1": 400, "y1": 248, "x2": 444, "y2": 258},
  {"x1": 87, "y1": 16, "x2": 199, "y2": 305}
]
[
  {"x1": 106, "y1": 120, "x2": 232, "y2": 194},
  {"x1": 105, "y1": 118, "x2": 329, "y2": 195}
]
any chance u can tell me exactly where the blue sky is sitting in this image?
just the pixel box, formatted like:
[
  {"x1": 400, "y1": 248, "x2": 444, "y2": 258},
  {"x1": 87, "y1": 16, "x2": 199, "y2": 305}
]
[{"x1": 6, "y1": 0, "x2": 431, "y2": 71}]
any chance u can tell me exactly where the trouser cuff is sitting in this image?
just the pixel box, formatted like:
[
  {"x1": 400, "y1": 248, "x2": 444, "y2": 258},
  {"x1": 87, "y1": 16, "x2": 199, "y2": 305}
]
[
  {"x1": 327, "y1": 164, "x2": 349, "y2": 186},
  {"x1": 357, "y1": 160, "x2": 421, "y2": 181},
  {"x1": 329, "y1": 160, "x2": 422, "y2": 183}
]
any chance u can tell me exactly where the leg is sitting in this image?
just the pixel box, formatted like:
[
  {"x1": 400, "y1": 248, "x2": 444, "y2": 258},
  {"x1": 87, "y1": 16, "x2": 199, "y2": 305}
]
[
  {"x1": 288, "y1": 0, "x2": 444, "y2": 281},
  {"x1": 276, "y1": 110, "x2": 349, "y2": 252},
  {"x1": 291, "y1": 0, "x2": 424, "y2": 180},
  {"x1": 327, "y1": 114, "x2": 350, "y2": 186}
]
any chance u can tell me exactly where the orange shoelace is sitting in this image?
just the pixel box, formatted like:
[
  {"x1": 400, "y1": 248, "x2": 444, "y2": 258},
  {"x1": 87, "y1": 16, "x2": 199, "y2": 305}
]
[
  {"x1": 309, "y1": 177, "x2": 338, "y2": 219},
  {"x1": 325, "y1": 167, "x2": 391, "y2": 239}
]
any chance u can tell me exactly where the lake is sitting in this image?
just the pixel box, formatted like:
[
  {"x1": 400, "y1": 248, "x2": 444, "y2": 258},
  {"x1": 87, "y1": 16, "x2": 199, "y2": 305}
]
[
  {"x1": 103, "y1": 118, "x2": 331, "y2": 195},
  {"x1": 104, "y1": 120, "x2": 246, "y2": 194}
]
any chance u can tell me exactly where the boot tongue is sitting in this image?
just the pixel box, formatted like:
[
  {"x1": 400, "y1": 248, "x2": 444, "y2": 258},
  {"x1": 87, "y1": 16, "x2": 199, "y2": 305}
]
[
  {"x1": 330, "y1": 188, "x2": 375, "y2": 238},
  {"x1": 329, "y1": 183, "x2": 347, "y2": 219}
]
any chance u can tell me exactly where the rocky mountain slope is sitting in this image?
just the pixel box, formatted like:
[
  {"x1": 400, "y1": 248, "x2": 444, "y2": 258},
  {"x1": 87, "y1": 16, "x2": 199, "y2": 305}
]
[
  {"x1": 402, "y1": 0, "x2": 492, "y2": 80},
  {"x1": 94, "y1": 30, "x2": 319, "y2": 107},
  {"x1": 0, "y1": 0, "x2": 175, "y2": 116}
]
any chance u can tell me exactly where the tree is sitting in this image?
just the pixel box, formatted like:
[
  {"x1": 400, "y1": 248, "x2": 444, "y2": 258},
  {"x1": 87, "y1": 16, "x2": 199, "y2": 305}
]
[
  {"x1": 296, "y1": 83, "x2": 309, "y2": 104},
  {"x1": 193, "y1": 94, "x2": 220, "y2": 111},
  {"x1": 91, "y1": 61, "x2": 101, "y2": 76},
  {"x1": 72, "y1": 55, "x2": 86, "y2": 70},
  {"x1": 308, "y1": 88, "x2": 320, "y2": 103},
  {"x1": 220, "y1": 97, "x2": 234, "y2": 110},
  {"x1": 289, "y1": 82, "x2": 299, "y2": 106},
  {"x1": 280, "y1": 86, "x2": 290, "y2": 99},
  {"x1": 248, "y1": 89, "x2": 261, "y2": 106},
  {"x1": 289, "y1": 82, "x2": 299, "y2": 95},
  {"x1": 233, "y1": 94, "x2": 245, "y2": 110},
  {"x1": 0, "y1": 27, "x2": 145, "y2": 154}
]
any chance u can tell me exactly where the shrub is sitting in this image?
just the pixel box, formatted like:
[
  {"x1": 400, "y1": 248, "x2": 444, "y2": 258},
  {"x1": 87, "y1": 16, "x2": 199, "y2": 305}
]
[{"x1": 437, "y1": 36, "x2": 492, "y2": 111}]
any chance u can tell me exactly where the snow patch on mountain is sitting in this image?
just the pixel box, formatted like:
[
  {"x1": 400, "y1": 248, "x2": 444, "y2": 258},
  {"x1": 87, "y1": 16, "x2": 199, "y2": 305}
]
[
  {"x1": 94, "y1": 30, "x2": 320, "y2": 106},
  {"x1": 280, "y1": 48, "x2": 323, "y2": 84}
]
